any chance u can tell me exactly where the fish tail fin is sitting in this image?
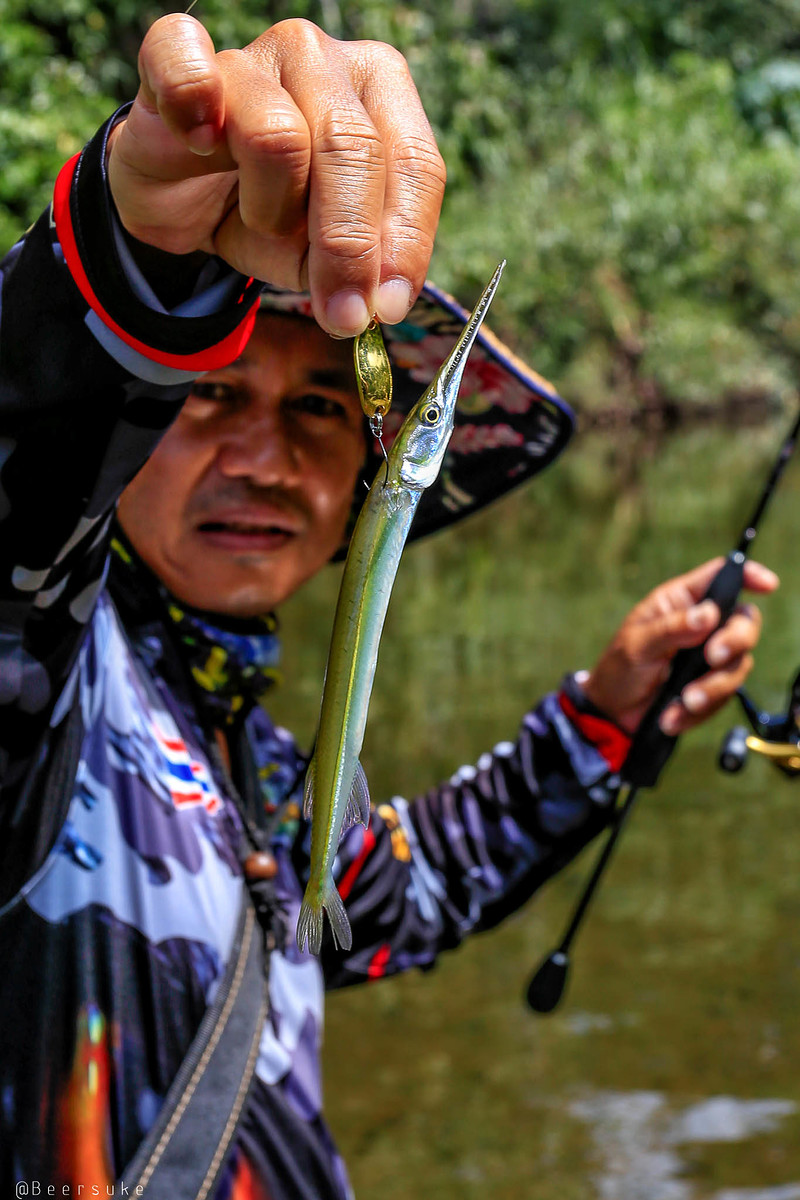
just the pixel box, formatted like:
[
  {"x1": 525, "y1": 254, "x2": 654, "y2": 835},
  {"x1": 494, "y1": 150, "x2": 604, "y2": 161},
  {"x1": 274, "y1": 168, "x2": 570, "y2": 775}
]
[
  {"x1": 323, "y1": 879, "x2": 352, "y2": 952},
  {"x1": 295, "y1": 879, "x2": 353, "y2": 956},
  {"x1": 296, "y1": 893, "x2": 324, "y2": 956}
]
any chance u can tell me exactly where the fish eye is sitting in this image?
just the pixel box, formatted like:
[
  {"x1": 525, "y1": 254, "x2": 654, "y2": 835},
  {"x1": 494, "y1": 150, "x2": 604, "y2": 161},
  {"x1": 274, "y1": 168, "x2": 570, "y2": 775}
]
[{"x1": 421, "y1": 404, "x2": 441, "y2": 426}]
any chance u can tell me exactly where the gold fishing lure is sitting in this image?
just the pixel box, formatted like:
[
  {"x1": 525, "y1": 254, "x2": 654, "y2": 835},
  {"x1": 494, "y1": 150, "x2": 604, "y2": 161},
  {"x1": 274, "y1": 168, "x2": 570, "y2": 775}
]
[{"x1": 354, "y1": 319, "x2": 392, "y2": 438}]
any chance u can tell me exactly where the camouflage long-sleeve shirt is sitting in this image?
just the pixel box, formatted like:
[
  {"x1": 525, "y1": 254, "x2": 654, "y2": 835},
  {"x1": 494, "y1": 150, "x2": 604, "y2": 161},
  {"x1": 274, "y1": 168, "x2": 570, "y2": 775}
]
[{"x1": 0, "y1": 116, "x2": 625, "y2": 1199}]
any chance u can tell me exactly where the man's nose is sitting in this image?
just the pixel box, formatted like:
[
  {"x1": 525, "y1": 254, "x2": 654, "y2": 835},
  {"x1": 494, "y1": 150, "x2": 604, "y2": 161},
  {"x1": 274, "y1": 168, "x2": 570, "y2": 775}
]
[{"x1": 215, "y1": 413, "x2": 302, "y2": 486}]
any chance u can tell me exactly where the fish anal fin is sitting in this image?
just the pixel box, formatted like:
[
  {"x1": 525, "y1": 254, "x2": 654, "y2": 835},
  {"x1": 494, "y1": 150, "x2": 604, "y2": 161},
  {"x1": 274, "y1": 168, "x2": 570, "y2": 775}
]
[{"x1": 341, "y1": 760, "x2": 371, "y2": 833}]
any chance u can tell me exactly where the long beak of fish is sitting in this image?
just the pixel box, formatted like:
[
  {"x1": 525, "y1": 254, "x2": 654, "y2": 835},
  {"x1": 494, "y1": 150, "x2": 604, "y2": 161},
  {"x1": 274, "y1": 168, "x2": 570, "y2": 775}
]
[{"x1": 435, "y1": 260, "x2": 506, "y2": 416}]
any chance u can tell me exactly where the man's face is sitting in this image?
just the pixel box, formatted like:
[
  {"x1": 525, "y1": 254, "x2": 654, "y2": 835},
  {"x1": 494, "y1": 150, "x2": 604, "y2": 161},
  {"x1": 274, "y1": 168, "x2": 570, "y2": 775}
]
[{"x1": 118, "y1": 312, "x2": 366, "y2": 617}]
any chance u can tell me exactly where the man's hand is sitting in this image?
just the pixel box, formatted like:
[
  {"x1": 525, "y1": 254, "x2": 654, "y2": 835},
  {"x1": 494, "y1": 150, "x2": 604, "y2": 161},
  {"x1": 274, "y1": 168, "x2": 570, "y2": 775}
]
[
  {"x1": 583, "y1": 558, "x2": 779, "y2": 737},
  {"x1": 107, "y1": 14, "x2": 445, "y2": 337}
]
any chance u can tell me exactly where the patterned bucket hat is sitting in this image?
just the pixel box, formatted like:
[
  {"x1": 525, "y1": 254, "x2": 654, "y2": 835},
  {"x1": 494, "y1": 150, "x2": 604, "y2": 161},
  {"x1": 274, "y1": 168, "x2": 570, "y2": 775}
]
[{"x1": 259, "y1": 280, "x2": 575, "y2": 546}]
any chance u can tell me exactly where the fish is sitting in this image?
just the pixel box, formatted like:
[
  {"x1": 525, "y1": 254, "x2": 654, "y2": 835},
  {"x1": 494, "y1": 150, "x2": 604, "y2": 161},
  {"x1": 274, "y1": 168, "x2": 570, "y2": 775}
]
[{"x1": 296, "y1": 261, "x2": 506, "y2": 955}]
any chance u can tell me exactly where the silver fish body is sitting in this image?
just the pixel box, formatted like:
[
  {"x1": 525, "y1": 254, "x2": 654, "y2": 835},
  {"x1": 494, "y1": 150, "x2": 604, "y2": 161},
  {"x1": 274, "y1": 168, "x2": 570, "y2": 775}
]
[{"x1": 296, "y1": 262, "x2": 506, "y2": 955}]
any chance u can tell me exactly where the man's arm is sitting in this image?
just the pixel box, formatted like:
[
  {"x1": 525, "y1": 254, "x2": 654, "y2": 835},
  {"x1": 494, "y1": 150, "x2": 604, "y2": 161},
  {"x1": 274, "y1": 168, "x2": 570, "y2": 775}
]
[
  {"x1": 317, "y1": 558, "x2": 777, "y2": 986},
  {"x1": 0, "y1": 13, "x2": 444, "y2": 795},
  {"x1": 0, "y1": 148, "x2": 232, "y2": 797}
]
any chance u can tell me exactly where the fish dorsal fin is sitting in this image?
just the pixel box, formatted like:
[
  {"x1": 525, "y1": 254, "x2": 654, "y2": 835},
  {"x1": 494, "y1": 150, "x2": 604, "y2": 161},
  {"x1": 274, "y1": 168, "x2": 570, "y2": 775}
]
[
  {"x1": 303, "y1": 758, "x2": 315, "y2": 820},
  {"x1": 342, "y1": 761, "x2": 371, "y2": 833},
  {"x1": 303, "y1": 758, "x2": 370, "y2": 832}
]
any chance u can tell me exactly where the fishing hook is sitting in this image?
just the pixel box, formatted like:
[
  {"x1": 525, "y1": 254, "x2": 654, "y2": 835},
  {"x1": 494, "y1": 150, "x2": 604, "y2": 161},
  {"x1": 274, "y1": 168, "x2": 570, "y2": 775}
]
[
  {"x1": 369, "y1": 411, "x2": 390, "y2": 489},
  {"x1": 526, "y1": 404, "x2": 800, "y2": 1015},
  {"x1": 360, "y1": 412, "x2": 390, "y2": 492}
]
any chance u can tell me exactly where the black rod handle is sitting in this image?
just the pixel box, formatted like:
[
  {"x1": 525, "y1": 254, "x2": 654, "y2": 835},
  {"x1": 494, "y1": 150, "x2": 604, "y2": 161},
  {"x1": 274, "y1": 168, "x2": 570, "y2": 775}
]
[{"x1": 622, "y1": 550, "x2": 746, "y2": 788}]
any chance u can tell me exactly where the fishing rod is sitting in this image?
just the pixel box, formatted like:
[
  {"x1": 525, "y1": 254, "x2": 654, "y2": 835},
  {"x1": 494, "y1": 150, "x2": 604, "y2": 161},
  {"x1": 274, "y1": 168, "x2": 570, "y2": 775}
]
[{"x1": 526, "y1": 405, "x2": 800, "y2": 1015}]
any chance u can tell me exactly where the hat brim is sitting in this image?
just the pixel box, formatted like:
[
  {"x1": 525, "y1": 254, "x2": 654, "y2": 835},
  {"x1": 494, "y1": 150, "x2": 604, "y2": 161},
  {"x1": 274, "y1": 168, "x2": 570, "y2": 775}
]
[{"x1": 258, "y1": 281, "x2": 574, "y2": 548}]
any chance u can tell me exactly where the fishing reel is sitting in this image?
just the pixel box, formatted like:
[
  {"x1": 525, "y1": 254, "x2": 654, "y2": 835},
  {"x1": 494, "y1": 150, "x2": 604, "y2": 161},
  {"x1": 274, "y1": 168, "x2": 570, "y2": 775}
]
[{"x1": 718, "y1": 668, "x2": 800, "y2": 778}]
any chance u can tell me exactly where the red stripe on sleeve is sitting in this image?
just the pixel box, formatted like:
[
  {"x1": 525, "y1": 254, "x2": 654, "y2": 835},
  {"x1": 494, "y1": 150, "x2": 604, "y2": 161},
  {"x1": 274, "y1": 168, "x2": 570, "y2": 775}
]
[
  {"x1": 337, "y1": 827, "x2": 376, "y2": 901},
  {"x1": 368, "y1": 943, "x2": 391, "y2": 980},
  {"x1": 53, "y1": 155, "x2": 259, "y2": 372},
  {"x1": 559, "y1": 692, "x2": 631, "y2": 772}
]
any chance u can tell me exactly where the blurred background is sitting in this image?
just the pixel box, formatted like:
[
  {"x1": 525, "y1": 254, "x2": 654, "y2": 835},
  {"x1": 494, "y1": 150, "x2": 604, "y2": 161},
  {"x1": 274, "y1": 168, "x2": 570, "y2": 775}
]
[{"x1": 5, "y1": 2, "x2": 800, "y2": 1196}]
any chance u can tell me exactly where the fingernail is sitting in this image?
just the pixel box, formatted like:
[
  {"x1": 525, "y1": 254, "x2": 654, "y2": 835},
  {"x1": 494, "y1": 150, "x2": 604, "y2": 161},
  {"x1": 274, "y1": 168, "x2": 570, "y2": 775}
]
[
  {"x1": 687, "y1": 601, "x2": 716, "y2": 630},
  {"x1": 706, "y1": 641, "x2": 730, "y2": 666},
  {"x1": 186, "y1": 123, "x2": 218, "y2": 156},
  {"x1": 682, "y1": 686, "x2": 706, "y2": 712},
  {"x1": 660, "y1": 706, "x2": 682, "y2": 735},
  {"x1": 375, "y1": 279, "x2": 412, "y2": 325},
  {"x1": 325, "y1": 291, "x2": 370, "y2": 338}
]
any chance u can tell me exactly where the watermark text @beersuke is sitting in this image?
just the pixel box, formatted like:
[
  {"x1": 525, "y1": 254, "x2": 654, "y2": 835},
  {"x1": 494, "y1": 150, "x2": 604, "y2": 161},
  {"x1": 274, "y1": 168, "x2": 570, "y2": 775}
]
[{"x1": 16, "y1": 1184, "x2": 143, "y2": 1197}]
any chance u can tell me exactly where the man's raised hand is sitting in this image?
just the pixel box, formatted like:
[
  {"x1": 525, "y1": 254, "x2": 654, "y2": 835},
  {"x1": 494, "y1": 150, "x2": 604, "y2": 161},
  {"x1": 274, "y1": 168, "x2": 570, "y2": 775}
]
[{"x1": 107, "y1": 14, "x2": 446, "y2": 337}]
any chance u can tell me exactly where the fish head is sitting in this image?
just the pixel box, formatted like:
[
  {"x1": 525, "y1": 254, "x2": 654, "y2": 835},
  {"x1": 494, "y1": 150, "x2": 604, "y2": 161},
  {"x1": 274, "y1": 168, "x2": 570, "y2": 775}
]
[
  {"x1": 392, "y1": 261, "x2": 506, "y2": 493},
  {"x1": 394, "y1": 375, "x2": 454, "y2": 490}
]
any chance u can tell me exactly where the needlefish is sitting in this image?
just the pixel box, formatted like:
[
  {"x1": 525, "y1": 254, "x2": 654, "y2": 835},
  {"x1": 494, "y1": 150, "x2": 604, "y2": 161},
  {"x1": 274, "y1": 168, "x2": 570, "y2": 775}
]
[{"x1": 296, "y1": 260, "x2": 506, "y2": 955}]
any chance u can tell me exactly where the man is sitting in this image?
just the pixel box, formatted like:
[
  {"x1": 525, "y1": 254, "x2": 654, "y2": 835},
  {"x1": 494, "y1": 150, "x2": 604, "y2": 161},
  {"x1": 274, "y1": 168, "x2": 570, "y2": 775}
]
[{"x1": 0, "y1": 13, "x2": 776, "y2": 1200}]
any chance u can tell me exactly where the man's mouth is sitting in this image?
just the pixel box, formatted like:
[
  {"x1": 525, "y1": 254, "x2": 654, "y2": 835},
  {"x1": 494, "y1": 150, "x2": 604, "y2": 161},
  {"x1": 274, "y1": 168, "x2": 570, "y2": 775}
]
[{"x1": 196, "y1": 517, "x2": 299, "y2": 552}]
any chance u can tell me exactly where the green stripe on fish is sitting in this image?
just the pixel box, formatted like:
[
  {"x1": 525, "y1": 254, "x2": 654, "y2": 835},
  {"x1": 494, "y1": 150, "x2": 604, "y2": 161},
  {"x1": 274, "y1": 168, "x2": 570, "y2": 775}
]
[{"x1": 296, "y1": 262, "x2": 506, "y2": 957}]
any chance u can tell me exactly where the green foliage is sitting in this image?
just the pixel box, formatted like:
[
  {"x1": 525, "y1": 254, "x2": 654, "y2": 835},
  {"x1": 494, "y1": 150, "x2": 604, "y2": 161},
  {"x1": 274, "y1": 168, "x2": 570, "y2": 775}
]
[
  {"x1": 433, "y1": 54, "x2": 800, "y2": 410},
  {"x1": 2, "y1": 0, "x2": 800, "y2": 415}
]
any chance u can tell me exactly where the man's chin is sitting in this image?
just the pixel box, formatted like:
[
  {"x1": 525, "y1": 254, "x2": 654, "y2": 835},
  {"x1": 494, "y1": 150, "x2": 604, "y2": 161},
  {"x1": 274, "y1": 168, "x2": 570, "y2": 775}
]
[
  {"x1": 163, "y1": 562, "x2": 290, "y2": 619},
  {"x1": 150, "y1": 529, "x2": 337, "y2": 617},
  {"x1": 175, "y1": 588, "x2": 283, "y2": 619}
]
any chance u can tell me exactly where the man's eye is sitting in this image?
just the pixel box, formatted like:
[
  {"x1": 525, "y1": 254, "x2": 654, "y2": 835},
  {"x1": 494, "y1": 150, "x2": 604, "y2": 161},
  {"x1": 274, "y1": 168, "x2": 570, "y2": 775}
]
[
  {"x1": 291, "y1": 393, "x2": 348, "y2": 419},
  {"x1": 189, "y1": 381, "x2": 236, "y2": 405}
]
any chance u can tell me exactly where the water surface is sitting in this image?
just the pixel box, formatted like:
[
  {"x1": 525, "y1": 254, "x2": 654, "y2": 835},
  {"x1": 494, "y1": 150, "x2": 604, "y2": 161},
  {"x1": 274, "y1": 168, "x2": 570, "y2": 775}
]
[{"x1": 270, "y1": 421, "x2": 800, "y2": 1199}]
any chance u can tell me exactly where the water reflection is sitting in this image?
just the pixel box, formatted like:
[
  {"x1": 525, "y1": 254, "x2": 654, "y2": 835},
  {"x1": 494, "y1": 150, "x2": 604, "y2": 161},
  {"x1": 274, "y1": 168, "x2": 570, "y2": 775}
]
[
  {"x1": 271, "y1": 422, "x2": 800, "y2": 1199},
  {"x1": 716, "y1": 1188, "x2": 800, "y2": 1198},
  {"x1": 563, "y1": 1011, "x2": 639, "y2": 1036},
  {"x1": 571, "y1": 1090, "x2": 798, "y2": 1200}
]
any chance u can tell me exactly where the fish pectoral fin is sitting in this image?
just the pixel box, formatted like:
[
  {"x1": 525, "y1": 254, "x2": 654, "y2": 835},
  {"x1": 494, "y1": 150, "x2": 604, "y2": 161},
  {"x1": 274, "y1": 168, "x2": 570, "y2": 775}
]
[
  {"x1": 342, "y1": 760, "x2": 371, "y2": 833},
  {"x1": 303, "y1": 758, "x2": 315, "y2": 820}
]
